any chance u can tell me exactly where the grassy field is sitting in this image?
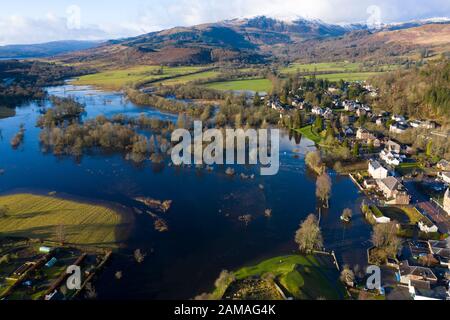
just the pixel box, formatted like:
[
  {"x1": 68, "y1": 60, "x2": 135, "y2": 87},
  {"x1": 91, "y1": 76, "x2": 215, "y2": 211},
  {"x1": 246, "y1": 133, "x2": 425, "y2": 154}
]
[
  {"x1": 309, "y1": 72, "x2": 383, "y2": 82},
  {"x1": 203, "y1": 78, "x2": 272, "y2": 92},
  {"x1": 280, "y1": 62, "x2": 362, "y2": 74},
  {"x1": 0, "y1": 194, "x2": 132, "y2": 247},
  {"x1": 157, "y1": 70, "x2": 221, "y2": 86},
  {"x1": 234, "y1": 255, "x2": 345, "y2": 300},
  {"x1": 295, "y1": 125, "x2": 322, "y2": 144},
  {"x1": 73, "y1": 65, "x2": 208, "y2": 90}
]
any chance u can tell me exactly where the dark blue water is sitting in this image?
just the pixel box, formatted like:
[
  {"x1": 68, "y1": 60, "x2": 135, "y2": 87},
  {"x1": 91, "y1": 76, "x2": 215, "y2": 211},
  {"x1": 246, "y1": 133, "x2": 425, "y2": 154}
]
[{"x1": 0, "y1": 84, "x2": 372, "y2": 299}]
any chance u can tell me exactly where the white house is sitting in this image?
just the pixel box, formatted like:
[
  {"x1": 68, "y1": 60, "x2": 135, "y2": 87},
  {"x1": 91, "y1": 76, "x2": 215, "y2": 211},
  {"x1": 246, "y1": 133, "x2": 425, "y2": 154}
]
[
  {"x1": 380, "y1": 149, "x2": 402, "y2": 166},
  {"x1": 438, "y1": 171, "x2": 450, "y2": 184},
  {"x1": 418, "y1": 220, "x2": 439, "y2": 234},
  {"x1": 390, "y1": 123, "x2": 409, "y2": 134},
  {"x1": 392, "y1": 115, "x2": 406, "y2": 122},
  {"x1": 368, "y1": 160, "x2": 388, "y2": 179},
  {"x1": 312, "y1": 106, "x2": 324, "y2": 115}
]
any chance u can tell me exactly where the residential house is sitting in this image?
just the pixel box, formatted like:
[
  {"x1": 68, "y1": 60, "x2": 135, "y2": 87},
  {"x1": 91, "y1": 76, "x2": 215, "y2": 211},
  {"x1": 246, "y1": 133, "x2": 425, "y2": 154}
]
[
  {"x1": 410, "y1": 120, "x2": 437, "y2": 129},
  {"x1": 356, "y1": 108, "x2": 367, "y2": 117},
  {"x1": 380, "y1": 149, "x2": 402, "y2": 166},
  {"x1": 438, "y1": 172, "x2": 450, "y2": 184},
  {"x1": 437, "y1": 159, "x2": 450, "y2": 171},
  {"x1": 343, "y1": 100, "x2": 357, "y2": 112},
  {"x1": 323, "y1": 108, "x2": 334, "y2": 120},
  {"x1": 311, "y1": 106, "x2": 324, "y2": 115},
  {"x1": 444, "y1": 188, "x2": 450, "y2": 216},
  {"x1": 429, "y1": 240, "x2": 450, "y2": 268},
  {"x1": 392, "y1": 115, "x2": 406, "y2": 123},
  {"x1": 356, "y1": 128, "x2": 370, "y2": 140},
  {"x1": 418, "y1": 220, "x2": 439, "y2": 234},
  {"x1": 398, "y1": 261, "x2": 438, "y2": 287},
  {"x1": 376, "y1": 176, "x2": 410, "y2": 205},
  {"x1": 271, "y1": 100, "x2": 286, "y2": 112},
  {"x1": 390, "y1": 123, "x2": 409, "y2": 134},
  {"x1": 385, "y1": 140, "x2": 401, "y2": 154},
  {"x1": 342, "y1": 126, "x2": 354, "y2": 137},
  {"x1": 368, "y1": 160, "x2": 389, "y2": 179},
  {"x1": 376, "y1": 118, "x2": 385, "y2": 127}
]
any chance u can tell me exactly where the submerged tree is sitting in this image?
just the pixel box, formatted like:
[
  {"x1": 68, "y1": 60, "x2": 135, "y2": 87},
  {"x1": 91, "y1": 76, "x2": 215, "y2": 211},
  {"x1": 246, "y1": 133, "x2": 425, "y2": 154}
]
[
  {"x1": 295, "y1": 214, "x2": 323, "y2": 253},
  {"x1": 316, "y1": 173, "x2": 332, "y2": 208}
]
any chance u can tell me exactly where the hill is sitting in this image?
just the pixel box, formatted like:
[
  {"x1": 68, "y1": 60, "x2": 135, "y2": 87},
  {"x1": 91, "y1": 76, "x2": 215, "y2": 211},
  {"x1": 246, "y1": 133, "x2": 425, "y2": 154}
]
[
  {"x1": 0, "y1": 40, "x2": 102, "y2": 59},
  {"x1": 370, "y1": 59, "x2": 450, "y2": 122},
  {"x1": 288, "y1": 24, "x2": 450, "y2": 63},
  {"x1": 55, "y1": 17, "x2": 450, "y2": 67}
]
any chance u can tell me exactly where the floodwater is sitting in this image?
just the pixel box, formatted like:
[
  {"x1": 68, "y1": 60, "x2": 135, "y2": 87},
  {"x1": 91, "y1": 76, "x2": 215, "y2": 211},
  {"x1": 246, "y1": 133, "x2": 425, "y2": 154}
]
[{"x1": 0, "y1": 84, "x2": 372, "y2": 299}]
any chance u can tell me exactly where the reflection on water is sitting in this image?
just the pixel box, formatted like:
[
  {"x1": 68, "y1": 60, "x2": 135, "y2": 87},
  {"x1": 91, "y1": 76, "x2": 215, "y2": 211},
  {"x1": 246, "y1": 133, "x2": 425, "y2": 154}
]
[{"x1": 0, "y1": 85, "x2": 372, "y2": 299}]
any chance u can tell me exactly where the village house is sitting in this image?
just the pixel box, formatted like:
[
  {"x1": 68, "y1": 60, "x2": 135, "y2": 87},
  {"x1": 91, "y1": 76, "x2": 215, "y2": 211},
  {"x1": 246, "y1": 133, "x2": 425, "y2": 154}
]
[
  {"x1": 429, "y1": 240, "x2": 450, "y2": 268},
  {"x1": 418, "y1": 220, "x2": 439, "y2": 234},
  {"x1": 398, "y1": 261, "x2": 438, "y2": 287},
  {"x1": 311, "y1": 106, "x2": 324, "y2": 115},
  {"x1": 409, "y1": 120, "x2": 437, "y2": 129},
  {"x1": 390, "y1": 122, "x2": 409, "y2": 134},
  {"x1": 380, "y1": 149, "x2": 403, "y2": 166},
  {"x1": 376, "y1": 118, "x2": 385, "y2": 127},
  {"x1": 437, "y1": 159, "x2": 450, "y2": 171},
  {"x1": 343, "y1": 100, "x2": 357, "y2": 112},
  {"x1": 323, "y1": 108, "x2": 334, "y2": 120},
  {"x1": 376, "y1": 176, "x2": 410, "y2": 205},
  {"x1": 368, "y1": 160, "x2": 389, "y2": 179},
  {"x1": 392, "y1": 115, "x2": 406, "y2": 123},
  {"x1": 444, "y1": 188, "x2": 450, "y2": 216},
  {"x1": 385, "y1": 140, "x2": 402, "y2": 154},
  {"x1": 356, "y1": 128, "x2": 370, "y2": 140},
  {"x1": 356, "y1": 108, "x2": 367, "y2": 117},
  {"x1": 438, "y1": 171, "x2": 450, "y2": 184}
]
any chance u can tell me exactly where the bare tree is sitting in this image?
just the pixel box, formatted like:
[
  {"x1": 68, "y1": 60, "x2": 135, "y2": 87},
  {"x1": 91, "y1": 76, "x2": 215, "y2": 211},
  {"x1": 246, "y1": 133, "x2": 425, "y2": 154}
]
[
  {"x1": 316, "y1": 173, "x2": 332, "y2": 208},
  {"x1": 84, "y1": 282, "x2": 97, "y2": 299},
  {"x1": 340, "y1": 265, "x2": 355, "y2": 287},
  {"x1": 134, "y1": 249, "x2": 146, "y2": 263},
  {"x1": 371, "y1": 222, "x2": 401, "y2": 257},
  {"x1": 295, "y1": 214, "x2": 324, "y2": 253},
  {"x1": 305, "y1": 151, "x2": 323, "y2": 174},
  {"x1": 341, "y1": 208, "x2": 353, "y2": 221}
]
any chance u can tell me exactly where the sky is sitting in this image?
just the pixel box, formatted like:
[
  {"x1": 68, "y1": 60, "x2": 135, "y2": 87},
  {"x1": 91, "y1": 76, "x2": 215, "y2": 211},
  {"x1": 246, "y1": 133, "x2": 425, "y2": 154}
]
[{"x1": 1, "y1": 0, "x2": 450, "y2": 45}]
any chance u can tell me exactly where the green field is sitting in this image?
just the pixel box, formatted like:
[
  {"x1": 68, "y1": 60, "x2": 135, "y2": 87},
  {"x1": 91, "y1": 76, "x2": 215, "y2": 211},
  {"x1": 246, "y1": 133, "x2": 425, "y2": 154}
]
[
  {"x1": 0, "y1": 194, "x2": 132, "y2": 247},
  {"x1": 309, "y1": 72, "x2": 383, "y2": 82},
  {"x1": 73, "y1": 65, "x2": 209, "y2": 90},
  {"x1": 280, "y1": 62, "x2": 362, "y2": 74},
  {"x1": 295, "y1": 125, "x2": 322, "y2": 144},
  {"x1": 158, "y1": 70, "x2": 221, "y2": 86},
  {"x1": 234, "y1": 255, "x2": 345, "y2": 300},
  {"x1": 203, "y1": 78, "x2": 272, "y2": 92}
]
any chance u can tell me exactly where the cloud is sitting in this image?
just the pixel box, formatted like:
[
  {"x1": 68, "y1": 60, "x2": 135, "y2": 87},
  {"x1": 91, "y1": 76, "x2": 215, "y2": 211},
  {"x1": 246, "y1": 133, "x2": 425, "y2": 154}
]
[
  {"x1": 0, "y1": 0, "x2": 449, "y2": 45},
  {"x1": 132, "y1": 0, "x2": 450, "y2": 31},
  {"x1": 0, "y1": 14, "x2": 112, "y2": 45}
]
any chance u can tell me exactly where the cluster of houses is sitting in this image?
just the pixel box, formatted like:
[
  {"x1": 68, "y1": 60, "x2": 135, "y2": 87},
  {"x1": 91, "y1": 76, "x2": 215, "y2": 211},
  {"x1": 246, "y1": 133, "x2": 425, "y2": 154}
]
[
  {"x1": 397, "y1": 240, "x2": 450, "y2": 300},
  {"x1": 366, "y1": 150, "x2": 411, "y2": 205}
]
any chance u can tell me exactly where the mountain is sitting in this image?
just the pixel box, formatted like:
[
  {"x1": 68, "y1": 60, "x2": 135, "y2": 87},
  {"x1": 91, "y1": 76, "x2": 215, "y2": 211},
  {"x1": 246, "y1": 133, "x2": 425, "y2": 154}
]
[
  {"x1": 288, "y1": 23, "x2": 450, "y2": 62},
  {"x1": 56, "y1": 16, "x2": 450, "y2": 67},
  {"x1": 0, "y1": 40, "x2": 102, "y2": 59}
]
